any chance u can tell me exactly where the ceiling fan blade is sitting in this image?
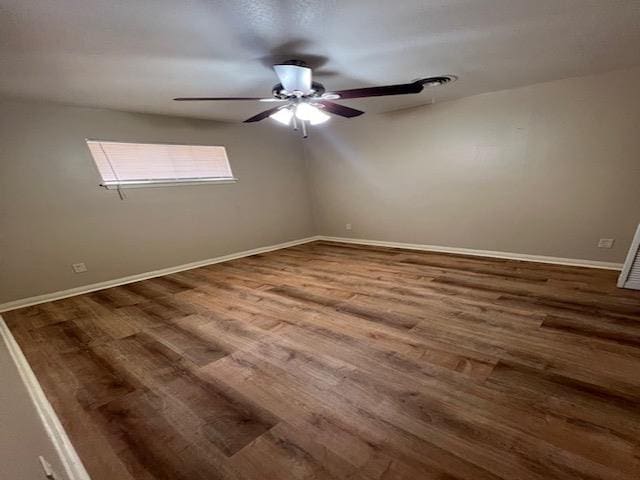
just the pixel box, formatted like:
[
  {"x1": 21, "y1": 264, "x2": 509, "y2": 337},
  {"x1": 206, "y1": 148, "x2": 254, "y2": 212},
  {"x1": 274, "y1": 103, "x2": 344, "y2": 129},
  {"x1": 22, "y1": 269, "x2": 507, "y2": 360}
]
[
  {"x1": 273, "y1": 64, "x2": 312, "y2": 93},
  {"x1": 243, "y1": 106, "x2": 284, "y2": 123},
  {"x1": 315, "y1": 100, "x2": 364, "y2": 118},
  {"x1": 329, "y1": 81, "x2": 424, "y2": 100},
  {"x1": 174, "y1": 97, "x2": 282, "y2": 102}
]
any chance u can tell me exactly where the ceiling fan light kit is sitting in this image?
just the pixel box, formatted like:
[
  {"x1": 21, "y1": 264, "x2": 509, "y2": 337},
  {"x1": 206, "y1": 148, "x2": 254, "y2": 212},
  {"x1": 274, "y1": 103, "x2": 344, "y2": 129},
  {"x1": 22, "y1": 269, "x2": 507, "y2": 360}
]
[{"x1": 174, "y1": 60, "x2": 455, "y2": 138}]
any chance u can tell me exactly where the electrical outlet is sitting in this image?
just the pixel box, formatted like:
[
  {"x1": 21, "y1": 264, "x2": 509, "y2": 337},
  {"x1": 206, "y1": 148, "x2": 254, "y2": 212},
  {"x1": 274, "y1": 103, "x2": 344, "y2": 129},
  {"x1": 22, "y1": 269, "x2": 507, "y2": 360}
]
[
  {"x1": 72, "y1": 262, "x2": 88, "y2": 273},
  {"x1": 597, "y1": 238, "x2": 615, "y2": 249},
  {"x1": 345, "y1": 223, "x2": 352, "y2": 231}
]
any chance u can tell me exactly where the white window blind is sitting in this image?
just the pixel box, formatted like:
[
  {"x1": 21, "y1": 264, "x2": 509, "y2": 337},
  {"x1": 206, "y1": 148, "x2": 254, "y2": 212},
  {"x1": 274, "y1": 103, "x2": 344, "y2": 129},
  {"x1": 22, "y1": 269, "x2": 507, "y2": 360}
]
[{"x1": 86, "y1": 140, "x2": 236, "y2": 188}]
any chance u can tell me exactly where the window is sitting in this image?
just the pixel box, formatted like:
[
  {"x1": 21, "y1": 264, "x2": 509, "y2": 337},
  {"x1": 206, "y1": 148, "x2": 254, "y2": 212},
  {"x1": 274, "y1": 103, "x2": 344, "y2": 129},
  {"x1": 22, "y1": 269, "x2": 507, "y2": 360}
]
[{"x1": 86, "y1": 140, "x2": 236, "y2": 188}]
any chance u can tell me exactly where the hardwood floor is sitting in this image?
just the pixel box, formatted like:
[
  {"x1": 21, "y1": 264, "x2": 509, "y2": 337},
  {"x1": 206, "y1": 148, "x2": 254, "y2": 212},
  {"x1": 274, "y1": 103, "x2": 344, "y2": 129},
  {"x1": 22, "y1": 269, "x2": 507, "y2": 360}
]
[{"x1": 5, "y1": 240, "x2": 640, "y2": 480}]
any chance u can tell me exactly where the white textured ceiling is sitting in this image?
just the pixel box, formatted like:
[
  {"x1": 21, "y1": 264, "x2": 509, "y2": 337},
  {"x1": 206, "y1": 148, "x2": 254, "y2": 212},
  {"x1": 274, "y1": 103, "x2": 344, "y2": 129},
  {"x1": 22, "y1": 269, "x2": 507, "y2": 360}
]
[{"x1": 1, "y1": 0, "x2": 640, "y2": 122}]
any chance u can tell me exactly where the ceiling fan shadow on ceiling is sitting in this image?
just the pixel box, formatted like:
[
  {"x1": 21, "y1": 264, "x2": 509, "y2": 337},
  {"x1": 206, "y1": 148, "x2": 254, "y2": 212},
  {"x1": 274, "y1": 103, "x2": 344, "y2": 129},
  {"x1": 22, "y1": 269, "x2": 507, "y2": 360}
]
[{"x1": 174, "y1": 60, "x2": 456, "y2": 138}]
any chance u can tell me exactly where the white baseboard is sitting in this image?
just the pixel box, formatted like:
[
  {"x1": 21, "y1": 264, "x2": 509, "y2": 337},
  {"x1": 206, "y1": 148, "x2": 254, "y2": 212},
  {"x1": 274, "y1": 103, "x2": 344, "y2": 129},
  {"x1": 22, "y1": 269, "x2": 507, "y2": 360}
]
[
  {"x1": 318, "y1": 236, "x2": 623, "y2": 270},
  {"x1": 1, "y1": 234, "x2": 622, "y2": 312},
  {"x1": 0, "y1": 236, "x2": 321, "y2": 312},
  {"x1": 0, "y1": 317, "x2": 91, "y2": 480}
]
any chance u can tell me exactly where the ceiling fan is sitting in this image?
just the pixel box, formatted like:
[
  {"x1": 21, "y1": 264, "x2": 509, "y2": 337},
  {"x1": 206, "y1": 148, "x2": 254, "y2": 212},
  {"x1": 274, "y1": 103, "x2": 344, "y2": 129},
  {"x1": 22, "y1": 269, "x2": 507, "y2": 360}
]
[{"x1": 174, "y1": 60, "x2": 455, "y2": 137}]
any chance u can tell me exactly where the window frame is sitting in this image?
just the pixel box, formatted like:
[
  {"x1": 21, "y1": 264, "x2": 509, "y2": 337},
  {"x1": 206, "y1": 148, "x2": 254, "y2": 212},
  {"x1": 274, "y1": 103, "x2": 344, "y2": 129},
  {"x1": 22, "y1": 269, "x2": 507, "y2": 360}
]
[{"x1": 85, "y1": 138, "x2": 238, "y2": 189}]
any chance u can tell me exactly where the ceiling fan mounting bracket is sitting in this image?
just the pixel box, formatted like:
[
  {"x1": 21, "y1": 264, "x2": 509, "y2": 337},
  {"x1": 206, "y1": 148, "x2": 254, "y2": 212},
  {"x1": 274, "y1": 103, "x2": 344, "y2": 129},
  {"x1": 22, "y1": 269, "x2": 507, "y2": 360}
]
[{"x1": 277, "y1": 59, "x2": 311, "y2": 68}]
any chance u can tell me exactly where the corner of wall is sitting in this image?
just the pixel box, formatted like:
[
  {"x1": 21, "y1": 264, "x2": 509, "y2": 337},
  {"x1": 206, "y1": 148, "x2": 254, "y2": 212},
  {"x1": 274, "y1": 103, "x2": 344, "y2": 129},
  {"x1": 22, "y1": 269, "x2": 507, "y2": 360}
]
[{"x1": 298, "y1": 135, "x2": 322, "y2": 236}]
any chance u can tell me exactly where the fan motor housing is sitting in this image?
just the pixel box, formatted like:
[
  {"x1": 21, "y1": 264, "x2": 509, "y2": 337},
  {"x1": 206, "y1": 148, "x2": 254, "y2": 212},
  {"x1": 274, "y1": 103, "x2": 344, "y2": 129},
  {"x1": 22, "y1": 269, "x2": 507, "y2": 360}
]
[{"x1": 272, "y1": 81, "x2": 326, "y2": 99}]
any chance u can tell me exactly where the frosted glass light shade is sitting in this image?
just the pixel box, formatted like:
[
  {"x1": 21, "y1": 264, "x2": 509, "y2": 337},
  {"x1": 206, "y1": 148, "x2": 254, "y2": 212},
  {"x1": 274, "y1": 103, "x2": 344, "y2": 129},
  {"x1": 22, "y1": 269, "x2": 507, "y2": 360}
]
[
  {"x1": 270, "y1": 108, "x2": 294, "y2": 125},
  {"x1": 295, "y1": 103, "x2": 330, "y2": 125}
]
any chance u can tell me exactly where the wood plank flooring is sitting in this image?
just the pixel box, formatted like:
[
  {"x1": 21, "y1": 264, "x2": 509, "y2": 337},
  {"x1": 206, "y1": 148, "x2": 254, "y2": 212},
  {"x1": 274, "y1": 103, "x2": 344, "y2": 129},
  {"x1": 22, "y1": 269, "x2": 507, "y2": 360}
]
[{"x1": 5, "y1": 240, "x2": 640, "y2": 480}]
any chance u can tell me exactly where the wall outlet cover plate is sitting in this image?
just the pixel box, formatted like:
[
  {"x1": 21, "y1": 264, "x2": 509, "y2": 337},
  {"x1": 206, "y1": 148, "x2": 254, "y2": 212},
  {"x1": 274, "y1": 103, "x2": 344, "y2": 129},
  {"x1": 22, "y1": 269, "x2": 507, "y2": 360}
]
[
  {"x1": 597, "y1": 238, "x2": 615, "y2": 249},
  {"x1": 72, "y1": 262, "x2": 88, "y2": 273}
]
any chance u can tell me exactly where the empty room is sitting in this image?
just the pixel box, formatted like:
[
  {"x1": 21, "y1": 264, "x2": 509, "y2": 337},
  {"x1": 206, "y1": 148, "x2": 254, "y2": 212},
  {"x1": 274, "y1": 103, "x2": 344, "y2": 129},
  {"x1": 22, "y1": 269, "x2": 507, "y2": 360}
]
[{"x1": 2, "y1": 1, "x2": 640, "y2": 479}]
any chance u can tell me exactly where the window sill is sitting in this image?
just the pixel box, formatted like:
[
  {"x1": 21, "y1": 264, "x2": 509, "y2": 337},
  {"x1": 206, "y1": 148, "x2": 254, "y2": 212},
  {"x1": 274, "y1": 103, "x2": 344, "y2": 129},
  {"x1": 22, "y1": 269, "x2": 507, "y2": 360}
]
[{"x1": 100, "y1": 178, "x2": 238, "y2": 189}]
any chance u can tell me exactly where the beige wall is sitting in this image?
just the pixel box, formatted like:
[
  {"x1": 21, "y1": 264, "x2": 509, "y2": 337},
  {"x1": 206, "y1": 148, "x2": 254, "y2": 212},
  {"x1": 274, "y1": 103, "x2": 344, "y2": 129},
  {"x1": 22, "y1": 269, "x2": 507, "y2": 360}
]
[
  {"x1": 3, "y1": 66, "x2": 640, "y2": 305},
  {"x1": 0, "y1": 99, "x2": 314, "y2": 304},
  {"x1": 306, "y1": 67, "x2": 640, "y2": 263}
]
